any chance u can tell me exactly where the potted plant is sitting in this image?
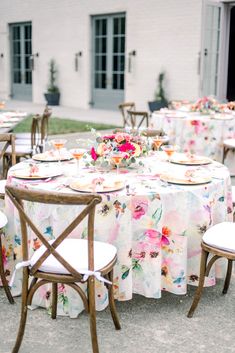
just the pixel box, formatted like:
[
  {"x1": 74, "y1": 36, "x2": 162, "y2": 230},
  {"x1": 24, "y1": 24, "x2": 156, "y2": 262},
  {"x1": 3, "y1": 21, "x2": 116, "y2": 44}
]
[
  {"x1": 148, "y1": 72, "x2": 168, "y2": 112},
  {"x1": 44, "y1": 59, "x2": 60, "y2": 106}
]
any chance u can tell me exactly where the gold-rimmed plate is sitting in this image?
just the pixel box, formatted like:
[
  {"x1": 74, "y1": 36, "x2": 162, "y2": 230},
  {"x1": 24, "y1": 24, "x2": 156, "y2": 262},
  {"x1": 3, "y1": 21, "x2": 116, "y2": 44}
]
[
  {"x1": 160, "y1": 174, "x2": 212, "y2": 185},
  {"x1": 11, "y1": 169, "x2": 62, "y2": 180},
  {"x1": 170, "y1": 154, "x2": 212, "y2": 166},
  {"x1": 32, "y1": 152, "x2": 73, "y2": 162},
  {"x1": 69, "y1": 178, "x2": 125, "y2": 193}
]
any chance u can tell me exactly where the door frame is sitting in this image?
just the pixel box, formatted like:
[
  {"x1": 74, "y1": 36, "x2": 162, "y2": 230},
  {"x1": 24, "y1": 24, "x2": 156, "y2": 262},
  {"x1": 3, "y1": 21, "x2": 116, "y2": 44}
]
[
  {"x1": 90, "y1": 12, "x2": 126, "y2": 109},
  {"x1": 200, "y1": 0, "x2": 235, "y2": 100},
  {"x1": 9, "y1": 21, "x2": 32, "y2": 101}
]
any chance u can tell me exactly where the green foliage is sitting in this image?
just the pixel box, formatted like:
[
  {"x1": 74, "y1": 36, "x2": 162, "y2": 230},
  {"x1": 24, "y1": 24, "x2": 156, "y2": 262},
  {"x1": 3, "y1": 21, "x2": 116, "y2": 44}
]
[
  {"x1": 13, "y1": 115, "x2": 118, "y2": 134},
  {"x1": 155, "y1": 72, "x2": 168, "y2": 104},
  {"x1": 47, "y1": 59, "x2": 59, "y2": 93}
]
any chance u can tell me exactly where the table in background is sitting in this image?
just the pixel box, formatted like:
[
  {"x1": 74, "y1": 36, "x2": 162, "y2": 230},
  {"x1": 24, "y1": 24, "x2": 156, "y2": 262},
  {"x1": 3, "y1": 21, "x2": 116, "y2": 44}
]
[
  {"x1": 4, "y1": 154, "x2": 232, "y2": 317},
  {"x1": 152, "y1": 111, "x2": 235, "y2": 173},
  {"x1": 0, "y1": 111, "x2": 27, "y2": 133}
]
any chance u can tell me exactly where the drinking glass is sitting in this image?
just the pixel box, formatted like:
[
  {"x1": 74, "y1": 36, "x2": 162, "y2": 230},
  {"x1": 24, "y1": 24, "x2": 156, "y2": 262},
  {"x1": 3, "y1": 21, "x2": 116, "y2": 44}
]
[
  {"x1": 51, "y1": 139, "x2": 67, "y2": 168},
  {"x1": 70, "y1": 148, "x2": 87, "y2": 175},
  {"x1": 161, "y1": 144, "x2": 178, "y2": 161},
  {"x1": 152, "y1": 135, "x2": 168, "y2": 152},
  {"x1": 110, "y1": 152, "x2": 125, "y2": 174}
]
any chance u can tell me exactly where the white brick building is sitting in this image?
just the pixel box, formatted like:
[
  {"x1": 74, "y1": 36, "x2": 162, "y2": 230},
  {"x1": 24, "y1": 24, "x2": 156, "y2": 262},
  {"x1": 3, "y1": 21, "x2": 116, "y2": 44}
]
[{"x1": 0, "y1": 0, "x2": 234, "y2": 110}]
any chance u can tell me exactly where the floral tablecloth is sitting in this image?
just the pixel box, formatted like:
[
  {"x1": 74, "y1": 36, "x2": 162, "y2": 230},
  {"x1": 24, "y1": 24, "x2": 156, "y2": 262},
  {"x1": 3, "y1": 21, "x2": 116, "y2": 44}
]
[
  {"x1": 151, "y1": 112, "x2": 235, "y2": 173},
  {"x1": 3, "y1": 154, "x2": 232, "y2": 317}
]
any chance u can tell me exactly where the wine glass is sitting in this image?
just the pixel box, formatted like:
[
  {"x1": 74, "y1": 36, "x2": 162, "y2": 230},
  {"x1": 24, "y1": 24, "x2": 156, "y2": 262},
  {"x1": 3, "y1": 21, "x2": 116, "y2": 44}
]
[
  {"x1": 110, "y1": 152, "x2": 125, "y2": 174},
  {"x1": 51, "y1": 139, "x2": 67, "y2": 168},
  {"x1": 161, "y1": 144, "x2": 178, "y2": 162},
  {"x1": 70, "y1": 148, "x2": 87, "y2": 175},
  {"x1": 152, "y1": 135, "x2": 168, "y2": 152}
]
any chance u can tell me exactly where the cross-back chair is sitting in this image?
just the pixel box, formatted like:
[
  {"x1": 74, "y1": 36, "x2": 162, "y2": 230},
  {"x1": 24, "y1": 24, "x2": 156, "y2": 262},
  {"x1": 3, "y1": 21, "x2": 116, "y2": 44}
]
[
  {"x1": 0, "y1": 133, "x2": 16, "y2": 198},
  {"x1": 40, "y1": 105, "x2": 52, "y2": 152},
  {"x1": 126, "y1": 110, "x2": 149, "y2": 129},
  {"x1": 0, "y1": 208, "x2": 14, "y2": 304},
  {"x1": 187, "y1": 222, "x2": 235, "y2": 318},
  {"x1": 6, "y1": 185, "x2": 121, "y2": 353},
  {"x1": 118, "y1": 102, "x2": 136, "y2": 127},
  {"x1": 4, "y1": 115, "x2": 41, "y2": 163},
  {"x1": 222, "y1": 139, "x2": 235, "y2": 164}
]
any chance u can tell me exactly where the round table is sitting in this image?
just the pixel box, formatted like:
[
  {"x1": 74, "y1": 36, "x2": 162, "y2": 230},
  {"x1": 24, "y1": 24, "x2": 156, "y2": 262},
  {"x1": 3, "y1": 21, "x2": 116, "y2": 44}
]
[
  {"x1": 151, "y1": 111, "x2": 235, "y2": 172},
  {"x1": 4, "y1": 153, "x2": 232, "y2": 317}
]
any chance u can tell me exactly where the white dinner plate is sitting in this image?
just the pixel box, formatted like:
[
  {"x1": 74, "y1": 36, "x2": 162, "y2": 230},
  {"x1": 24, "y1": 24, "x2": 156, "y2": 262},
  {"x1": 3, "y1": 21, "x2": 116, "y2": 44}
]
[
  {"x1": 160, "y1": 173, "x2": 212, "y2": 185},
  {"x1": 69, "y1": 176, "x2": 125, "y2": 193}
]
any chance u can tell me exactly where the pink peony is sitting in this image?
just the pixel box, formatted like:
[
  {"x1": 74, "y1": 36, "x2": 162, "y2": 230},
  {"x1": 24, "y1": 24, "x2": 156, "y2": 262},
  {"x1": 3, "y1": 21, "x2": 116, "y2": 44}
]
[
  {"x1": 118, "y1": 142, "x2": 135, "y2": 154},
  {"x1": 91, "y1": 147, "x2": 98, "y2": 161}
]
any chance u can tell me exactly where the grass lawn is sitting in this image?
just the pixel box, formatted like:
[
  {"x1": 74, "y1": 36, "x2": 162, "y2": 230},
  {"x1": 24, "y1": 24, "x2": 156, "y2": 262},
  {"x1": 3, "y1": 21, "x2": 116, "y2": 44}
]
[{"x1": 13, "y1": 116, "x2": 118, "y2": 134}]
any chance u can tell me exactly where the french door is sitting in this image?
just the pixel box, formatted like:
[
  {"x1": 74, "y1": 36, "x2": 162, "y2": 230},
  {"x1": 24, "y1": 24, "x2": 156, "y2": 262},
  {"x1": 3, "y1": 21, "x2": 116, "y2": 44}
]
[
  {"x1": 92, "y1": 14, "x2": 125, "y2": 110},
  {"x1": 201, "y1": 2, "x2": 222, "y2": 97},
  {"x1": 10, "y1": 22, "x2": 32, "y2": 101}
]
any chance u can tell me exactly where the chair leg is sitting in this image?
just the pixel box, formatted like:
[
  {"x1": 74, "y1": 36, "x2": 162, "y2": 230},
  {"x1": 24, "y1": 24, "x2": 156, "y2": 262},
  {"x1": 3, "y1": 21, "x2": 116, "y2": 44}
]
[
  {"x1": 88, "y1": 277, "x2": 99, "y2": 353},
  {"x1": 108, "y1": 269, "x2": 121, "y2": 330},
  {"x1": 187, "y1": 248, "x2": 209, "y2": 318},
  {"x1": 222, "y1": 259, "x2": 233, "y2": 294},
  {"x1": 12, "y1": 268, "x2": 29, "y2": 353},
  {"x1": 0, "y1": 234, "x2": 14, "y2": 304},
  {"x1": 51, "y1": 282, "x2": 58, "y2": 319}
]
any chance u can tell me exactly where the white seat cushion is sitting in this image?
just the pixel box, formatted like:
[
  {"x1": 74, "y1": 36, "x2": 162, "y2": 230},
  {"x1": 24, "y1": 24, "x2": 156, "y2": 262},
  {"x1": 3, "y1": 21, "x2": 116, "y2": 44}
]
[
  {"x1": 203, "y1": 222, "x2": 235, "y2": 253},
  {"x1": 0, "y1": 180, "x2": 6, "y2": 195},
  {"x1": 232, "y1": 186, "x2": 235, "y2": 204},
  {"x1": 0, "y1": 210, "x2": 8, "y2": 228},
  {"x1": 6, "y1": 145, "x2": 32, "y2": 154},
  {"x1": 30, "y1": 239, "x2": 117, "y2": 274},
  {"x1": 224, "y1": 138, "x2": 235, "y2": 148},
  {"x1": 15, "y1": 133, "x2": 31, "y2": 140}
]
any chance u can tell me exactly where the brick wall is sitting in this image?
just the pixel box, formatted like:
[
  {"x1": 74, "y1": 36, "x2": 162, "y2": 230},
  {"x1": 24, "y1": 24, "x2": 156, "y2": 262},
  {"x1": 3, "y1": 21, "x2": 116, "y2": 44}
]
[{"x1": 0, "y1": 0, "x2": 202, "y2": 110}]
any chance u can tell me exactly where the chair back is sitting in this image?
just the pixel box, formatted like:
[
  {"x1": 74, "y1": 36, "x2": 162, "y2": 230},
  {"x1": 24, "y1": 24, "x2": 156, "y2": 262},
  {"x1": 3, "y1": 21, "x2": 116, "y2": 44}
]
[
  {"x1": 126, "y1": 110, "x2": 149, "y2": 129},
  {"x1": 0, "y1": 133, "x2": 16, "y2": 178},
  {"x1": 41, "y1": 105, "x2": 52, "y2": 149},
  {"x1": 5, "y1": 186, "x2": 102, "y2": 278},
  {"x1": 118, "y1": 102, "x2": 135, "y2": 127},
  {"x1": 31, "y1": 115, "x2": 42, "y2": 153}
]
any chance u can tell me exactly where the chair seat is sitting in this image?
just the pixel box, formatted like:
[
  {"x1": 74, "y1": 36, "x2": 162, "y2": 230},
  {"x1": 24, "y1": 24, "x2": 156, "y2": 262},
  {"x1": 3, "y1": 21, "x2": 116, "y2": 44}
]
[
  {"x1": 203, "y1": 222, "x2": 235, "y2": 253},
  {"x1": 0, "y1": 179, "x2": 6, "y2": 196},
  {"x1": 5, "y1": 145, "x2": 32, "y2": 155},
  {"x1": 15, "y1": 133, "x2": 31, "y2": 140},
  {"x1": 14, "y1": 139, "x2": 32, "y2": 146},
  {"x1": 223, "y1": 138, "x2": 235, "y2": 148},
  {"x1": 30, "y1": 239, "x2": 117, "y2": 275},
  {"x1": 0, "y1": 210, "x2": 8, "y2": 228}
]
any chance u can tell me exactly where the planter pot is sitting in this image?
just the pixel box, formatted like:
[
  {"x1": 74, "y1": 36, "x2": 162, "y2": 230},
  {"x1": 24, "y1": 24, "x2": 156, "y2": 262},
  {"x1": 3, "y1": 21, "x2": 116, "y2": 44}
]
[
  {"x1": 44, "y1": 92, "x2": 60, "y2": 106},
  {"x1": 148, "y1": 100, "x2": 167, "y2": 113}
]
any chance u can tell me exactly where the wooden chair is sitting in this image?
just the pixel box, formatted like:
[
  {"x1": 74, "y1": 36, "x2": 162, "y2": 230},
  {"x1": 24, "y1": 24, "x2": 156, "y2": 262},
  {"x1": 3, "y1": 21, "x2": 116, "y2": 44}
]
[
  {"x1": 6, "y1": 185, "x2": 121, "y2": 353},
  {"x1": 0, "y1": 210, "x2": 14, "y2": 303},
  {"x1": 187, "y1": 222, "x2": 235, "y2": 318},
  {"x1": 118, "y1": 102, "x2": 135, "y2": 127},
  {"x1": 126, "y1": 110, "x2": 149, "y2": 129},
  {"x1": 222, "y1": 138, "x2": 235, "y2": 164},
  {"x1": 4, "y1": 115, "x2": 41, "y2": 163},
  {"x1": 40, "y1": 106, "x2": 52, "y2": 152},
  {"x1": 113, "y1": 127, "x2": 166, "y2": 137},
  {"x1": 0, "y1": 133, "x2": 16, "y2": 198}
]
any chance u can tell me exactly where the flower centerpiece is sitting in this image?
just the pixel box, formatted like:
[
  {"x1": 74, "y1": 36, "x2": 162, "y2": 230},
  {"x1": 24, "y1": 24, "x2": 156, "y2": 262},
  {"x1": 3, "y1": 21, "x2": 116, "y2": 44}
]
[
  {"x1": 190, "y1": 96, "x2": 221, "y2": 114},
  {"x1": 89, "y1": 132, "x2": 147, "y2": 168}
]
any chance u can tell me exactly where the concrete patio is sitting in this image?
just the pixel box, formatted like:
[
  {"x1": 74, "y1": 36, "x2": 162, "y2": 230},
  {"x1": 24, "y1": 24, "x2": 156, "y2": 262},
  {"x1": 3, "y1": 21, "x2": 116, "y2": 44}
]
[{"x1": 0, "y1": 277, "x2": 234, "y2": 353}]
